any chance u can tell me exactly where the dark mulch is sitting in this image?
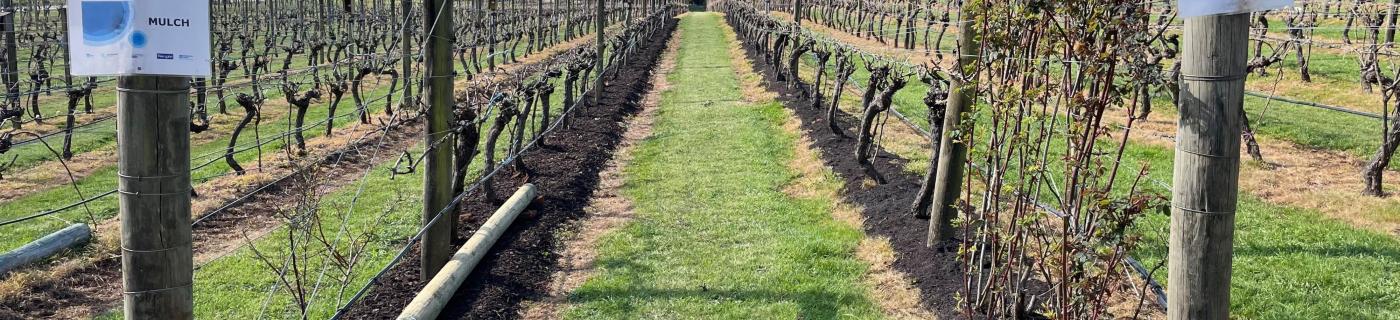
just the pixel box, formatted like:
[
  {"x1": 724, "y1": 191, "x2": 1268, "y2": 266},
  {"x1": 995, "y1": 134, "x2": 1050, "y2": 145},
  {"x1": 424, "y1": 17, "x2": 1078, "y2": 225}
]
[
  {"x1": 338, "y1": 16, "x2": 678, "y2": 320},
  {"x1": 735, "y1": 31, "x2": 967, "y2": 319}
]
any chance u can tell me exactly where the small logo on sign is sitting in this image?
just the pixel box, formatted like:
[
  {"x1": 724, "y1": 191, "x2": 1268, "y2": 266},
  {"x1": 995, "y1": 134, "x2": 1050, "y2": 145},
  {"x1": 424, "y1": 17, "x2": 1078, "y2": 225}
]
[{"x1": 156, "y1": 53, "x2": 174, "y2": 60}]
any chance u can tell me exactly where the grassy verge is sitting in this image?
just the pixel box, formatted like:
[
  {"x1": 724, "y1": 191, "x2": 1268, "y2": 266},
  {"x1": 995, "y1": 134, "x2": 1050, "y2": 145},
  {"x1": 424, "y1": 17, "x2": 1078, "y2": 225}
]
[{"x1": 563, "y1": 13, "x2": 883, "y2": 319}]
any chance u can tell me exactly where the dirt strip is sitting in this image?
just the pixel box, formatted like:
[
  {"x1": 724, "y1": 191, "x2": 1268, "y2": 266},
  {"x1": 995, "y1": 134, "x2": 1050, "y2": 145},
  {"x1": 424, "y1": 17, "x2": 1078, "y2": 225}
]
[{"x1": 337, "y1": 15, "x2": 677, "y2": 320}]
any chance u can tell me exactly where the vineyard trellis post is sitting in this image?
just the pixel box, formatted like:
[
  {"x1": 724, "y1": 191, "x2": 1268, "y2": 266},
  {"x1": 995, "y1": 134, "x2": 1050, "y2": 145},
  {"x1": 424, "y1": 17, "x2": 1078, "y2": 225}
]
[
  {"x1": 926, "y1": 9, "x2": 977, "y2": 245},
  {"x1": 118, "y1": 76, "x2": 194, "y2": 319},
  {"x1": 1, "y1": 0, "x2": 16, "y2": 130},
  {"x1": 595, "y1": 0, "x2": 605, "y2": 105},
  {"x1": 793, "y1": 0, "x2": 802, "y2": 25},
  {"x1": 402, "y1": 0, "x2": 415, "y2": 113},
  {"x1": 1169, "y1": 13, "x2": 1249, "y2": 320},
  {"x1": 422, "y1": 0, "x2": 456, "y2": 279}
]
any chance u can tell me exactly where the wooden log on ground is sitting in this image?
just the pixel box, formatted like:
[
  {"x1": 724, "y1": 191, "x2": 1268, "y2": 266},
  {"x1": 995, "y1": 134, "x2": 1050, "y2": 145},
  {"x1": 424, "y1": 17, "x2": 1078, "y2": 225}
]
[
  {"x1": 0, "y1": 223, "x2": 91, "y2": 277},
  {"x1": 397, "y1": 183, "x2": 538, "y2": 320}
]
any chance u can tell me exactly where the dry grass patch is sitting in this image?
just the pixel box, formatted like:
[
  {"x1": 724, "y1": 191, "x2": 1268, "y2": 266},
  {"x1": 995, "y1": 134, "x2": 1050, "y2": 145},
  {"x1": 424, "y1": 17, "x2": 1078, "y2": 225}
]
[{"x1": 716, "y1": 13, "x2": 777, "y2": 104}]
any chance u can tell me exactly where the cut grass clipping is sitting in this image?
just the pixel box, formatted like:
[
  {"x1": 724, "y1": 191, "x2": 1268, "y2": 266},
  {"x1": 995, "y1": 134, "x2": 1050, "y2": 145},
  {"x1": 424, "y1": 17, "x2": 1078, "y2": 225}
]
[{"x1": 563, "y1": 13, "x2": 884, "y2": 319}]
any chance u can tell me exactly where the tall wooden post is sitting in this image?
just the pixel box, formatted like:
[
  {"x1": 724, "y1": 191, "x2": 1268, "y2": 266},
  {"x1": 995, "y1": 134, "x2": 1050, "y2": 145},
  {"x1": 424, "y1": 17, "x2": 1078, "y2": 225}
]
[
  {"x1": 594, "y1": 0, "x2": 605, "y2": 105},
  {"x1": 421, "y1": 0, "x2": 456, "y2": 280},
  {"x1": 927, "y1": 12, "x2": 977, "y2": 246},
  {"x1": 118, "y1": 76, "x2": 194, "y2": 319},
  {"x1": 1169, "y1": 13, "x2": 1248, "y2": 320},
  {"x1": 402, "y1": 0, "x2": 415, "y2": 112},
  {"x1": 1, "y1": 0, "x2": 17, "y2": 129},
  {"x1": 793, "y1": 0, "x2": 802, "y2": 25}
]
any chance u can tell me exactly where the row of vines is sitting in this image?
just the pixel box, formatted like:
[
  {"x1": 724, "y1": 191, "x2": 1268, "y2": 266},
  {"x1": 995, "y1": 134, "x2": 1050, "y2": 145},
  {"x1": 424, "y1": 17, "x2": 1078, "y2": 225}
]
[
  {"x1": 725, "y1": 0, "x2": 1188, "y2": 318},
  {"x1": 727, "y1": 0, "x2": 1400, "y2": 318},
  {"x1": 0, "y1": 0, "x2": 678, "y2": 318}
]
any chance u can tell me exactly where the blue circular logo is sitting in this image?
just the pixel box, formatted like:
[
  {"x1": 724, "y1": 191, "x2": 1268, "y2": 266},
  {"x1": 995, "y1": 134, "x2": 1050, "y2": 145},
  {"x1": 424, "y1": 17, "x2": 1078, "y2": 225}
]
[
  {"x1": 130, "y1": 31, "x2": 147, "y2": 48},
  {"x1": 81, "y1": 0, "x2": 133, "y2": 45}
]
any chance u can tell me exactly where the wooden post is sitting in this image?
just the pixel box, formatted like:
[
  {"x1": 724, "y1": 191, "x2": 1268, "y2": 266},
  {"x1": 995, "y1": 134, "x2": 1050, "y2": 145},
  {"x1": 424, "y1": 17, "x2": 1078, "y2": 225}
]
[
  {"x1": 1169, "y1": 13, "x2": 1248, "y2": 320},
  {"x1": 794, "y1": 0, "x2": 803, "y2": 24},
  {"x1": 594, "y1": 0, "x2": 605, "y2": 105},
  {"x1": 118, "y1": 76, "x2": 193, "y2": 319},
  {"x1": 926, "y1": 12, "x2": 977, "y2": 246},
  {"x1": 421, "y1": 0, "x2": 456, "y2": 280},
  {"x1": 402, "y1": 0, "x2": 415, "y2": 112},
  {"x1": 1, "y1": 0, "x2": 17, "y2": 129}
]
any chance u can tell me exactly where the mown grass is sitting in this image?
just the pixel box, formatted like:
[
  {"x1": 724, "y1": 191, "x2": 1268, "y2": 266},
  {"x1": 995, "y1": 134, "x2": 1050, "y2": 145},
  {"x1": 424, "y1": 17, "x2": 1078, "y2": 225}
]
[
  {"x1": 88, "y1": 145, "x2": 424, "y2": 320},
  {"x1": 1119, "y1": 145, "x2": 1400, "y2": 320},
  {"x1": 564, "y1": 13, "x2": 884, "y2": 319},
  {"x1": 186, "y1": 149, "x2": 425, "y2": 319}
]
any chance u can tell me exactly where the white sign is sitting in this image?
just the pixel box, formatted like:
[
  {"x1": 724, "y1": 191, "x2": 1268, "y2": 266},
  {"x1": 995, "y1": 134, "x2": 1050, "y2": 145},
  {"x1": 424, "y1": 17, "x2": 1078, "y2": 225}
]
[
  {"x1": 1178, "y1": 0, "x2": 1294, "y2": 18},
  {"x1": 66, "y1": 0, "x2": 211, "y2": 76}
]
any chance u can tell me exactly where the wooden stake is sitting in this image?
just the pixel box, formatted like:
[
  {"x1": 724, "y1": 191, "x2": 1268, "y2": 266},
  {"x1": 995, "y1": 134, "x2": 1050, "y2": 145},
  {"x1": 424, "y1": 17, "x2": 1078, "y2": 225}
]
[
  {"x1": 402, "y1": 0, "x2": 415, "y2": 113},
  {"x1": 421, "y1": 0, "x2": 456, "y2": 280},
  {"x1": 595, "y1": 0, "x2": 606, "y2": 106},
  {"x1": 1, "y1": 0, "x2": 18, "y2": 129},
  {"x1": 118, "y1": 75, "x2": 193, "y2": 319},
  {"x1": 927, "y1": 11, "x2": 977, "y2": 246},
  {"x1": 793, "y1": 0, "x2": 803, "y2": 25},
  {"x1": 1169, "y1": 13, "x2": 1248, "y2": 320}
]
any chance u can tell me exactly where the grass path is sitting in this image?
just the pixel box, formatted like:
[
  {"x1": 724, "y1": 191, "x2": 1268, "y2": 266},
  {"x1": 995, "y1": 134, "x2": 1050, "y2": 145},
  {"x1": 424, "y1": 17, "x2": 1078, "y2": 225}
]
[{"x1": 562, "y1": 13, "x2": 884, "y2": 319}]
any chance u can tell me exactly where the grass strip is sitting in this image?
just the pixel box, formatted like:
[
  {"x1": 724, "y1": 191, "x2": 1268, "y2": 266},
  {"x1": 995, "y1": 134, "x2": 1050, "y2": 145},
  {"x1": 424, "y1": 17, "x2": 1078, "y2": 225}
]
[{"x1": 563, "y1": 13, "x2": 884, "y2": 319}]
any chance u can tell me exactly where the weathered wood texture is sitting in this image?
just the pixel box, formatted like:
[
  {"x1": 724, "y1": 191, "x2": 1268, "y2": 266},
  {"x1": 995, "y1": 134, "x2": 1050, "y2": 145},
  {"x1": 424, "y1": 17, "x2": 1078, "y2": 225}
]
[
  {"x1": 397, "y1": 184, "x2": 537, "y2": 320},
  {"x1": 118, "y1": 75, "x2": 194, "y2": 319},
  {"x1": 402, "y1": 0, "x2": 415, "y2": 112},
  {"x1": 422, "y1": 0, "x2": 456, "y2": 280},
  {"x1": 927, "y1": 14, "x2": 977, "y2": 246},
  {"x1": 1169, "y1": 13, "x2": 1248, "y2": 320},
  {"x1": 0, "y1": 223, "x2": 91, "y2": 277}
]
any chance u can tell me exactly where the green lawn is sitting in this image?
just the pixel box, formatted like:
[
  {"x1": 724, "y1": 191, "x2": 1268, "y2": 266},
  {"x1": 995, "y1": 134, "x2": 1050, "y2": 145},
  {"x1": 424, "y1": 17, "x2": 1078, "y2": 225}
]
[
  {"x1": 91, "y1": 146, "x2": 425, "y2": 320},
  {"x1": 188, "y1": 149, "x2": 425, "y2": 319},
  {"x1": 564, "y1": 13, "x2": 884, "y2": 319}
]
